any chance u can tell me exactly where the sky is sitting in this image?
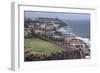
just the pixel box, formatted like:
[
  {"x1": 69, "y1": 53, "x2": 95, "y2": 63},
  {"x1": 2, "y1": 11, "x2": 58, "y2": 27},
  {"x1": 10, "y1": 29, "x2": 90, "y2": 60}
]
[{"x1": 24, "y1": 11, "x2": 90, "y2": 20}]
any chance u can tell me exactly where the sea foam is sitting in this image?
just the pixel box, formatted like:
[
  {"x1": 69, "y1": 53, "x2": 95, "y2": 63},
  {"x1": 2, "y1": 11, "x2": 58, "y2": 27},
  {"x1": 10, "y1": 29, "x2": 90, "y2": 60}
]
[{"x1": 58, "y1": 26, "x2": 90, "y2": 46}]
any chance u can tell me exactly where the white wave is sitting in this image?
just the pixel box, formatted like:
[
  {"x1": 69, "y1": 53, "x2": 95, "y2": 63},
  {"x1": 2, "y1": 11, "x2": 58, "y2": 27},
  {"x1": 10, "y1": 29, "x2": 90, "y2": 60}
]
[
  {"x1": 57, "y1": 26, "x2": 72, "y2": 33},
  {"x1": 57, "y1": 26, "x2": 90, "y2": 46},
  {"x1": 76, "y1": 37, "x2": 90, "y2": 46}
]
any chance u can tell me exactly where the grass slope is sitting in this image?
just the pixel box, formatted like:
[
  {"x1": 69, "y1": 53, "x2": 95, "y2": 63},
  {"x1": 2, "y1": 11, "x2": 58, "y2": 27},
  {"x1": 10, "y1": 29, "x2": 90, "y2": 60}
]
[{"x1": 24, "y1": 38, "x2": 65, "y2": 55}]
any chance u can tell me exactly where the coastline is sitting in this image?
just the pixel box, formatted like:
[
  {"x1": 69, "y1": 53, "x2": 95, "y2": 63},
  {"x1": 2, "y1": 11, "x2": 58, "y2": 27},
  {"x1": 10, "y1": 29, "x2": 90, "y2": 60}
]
[{"x1": 24, "y1": 17, "x2": 90, "y2": 61}]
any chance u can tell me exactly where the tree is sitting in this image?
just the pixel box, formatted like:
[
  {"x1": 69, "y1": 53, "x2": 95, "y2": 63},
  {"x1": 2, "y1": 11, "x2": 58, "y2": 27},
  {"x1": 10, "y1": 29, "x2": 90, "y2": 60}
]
[{"x1": 30, "y1": 28, "x2": 35, "y2": 38}]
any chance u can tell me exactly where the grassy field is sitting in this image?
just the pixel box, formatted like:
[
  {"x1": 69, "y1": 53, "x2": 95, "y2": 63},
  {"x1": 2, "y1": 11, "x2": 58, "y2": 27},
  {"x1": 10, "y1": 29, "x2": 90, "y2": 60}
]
[{"x1": 24, "y1": 38, "x2": 65, "y2": 55}]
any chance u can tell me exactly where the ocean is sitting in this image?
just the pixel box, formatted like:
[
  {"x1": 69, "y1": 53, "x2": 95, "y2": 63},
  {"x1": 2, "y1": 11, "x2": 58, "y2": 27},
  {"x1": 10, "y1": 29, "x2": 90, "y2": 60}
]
[
  {"x1": 58, "y1": 19, "x2": 90, "y2": 46},
  {"x1": 61, "y1": 20, "x2": 90, "y2": 39}
]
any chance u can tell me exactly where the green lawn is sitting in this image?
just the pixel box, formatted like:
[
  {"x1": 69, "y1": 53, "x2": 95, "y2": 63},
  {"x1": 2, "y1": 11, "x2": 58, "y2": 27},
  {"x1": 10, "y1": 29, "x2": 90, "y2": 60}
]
[{"x1": 24, "y1": 38, "x2": 65, "y2": 55}]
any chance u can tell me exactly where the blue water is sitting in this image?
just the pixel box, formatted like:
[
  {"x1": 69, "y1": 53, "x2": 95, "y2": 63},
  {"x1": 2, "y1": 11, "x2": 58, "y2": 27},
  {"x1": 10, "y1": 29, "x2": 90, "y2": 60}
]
[{"x1": 63, "y1": 20, "x2": 90, "y2": 39}]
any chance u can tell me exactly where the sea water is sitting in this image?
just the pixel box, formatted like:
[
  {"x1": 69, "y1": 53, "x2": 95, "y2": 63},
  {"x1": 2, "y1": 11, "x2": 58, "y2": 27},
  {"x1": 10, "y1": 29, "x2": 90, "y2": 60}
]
[
  {"x1": 65, "y1": 20, "x2": 90, "y2": 39},
  {"x1": 58, "y1": 19, "x2": 90, "y2": 46}
]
